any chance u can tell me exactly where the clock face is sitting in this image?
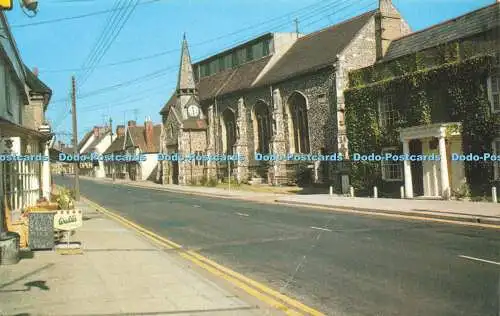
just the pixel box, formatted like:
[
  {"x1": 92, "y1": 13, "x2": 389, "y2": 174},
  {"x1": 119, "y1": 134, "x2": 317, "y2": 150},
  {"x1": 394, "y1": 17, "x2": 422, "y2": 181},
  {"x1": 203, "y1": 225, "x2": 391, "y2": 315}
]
[{"x1": 187, "y1": 105, "x2": 200, "y2": 118}]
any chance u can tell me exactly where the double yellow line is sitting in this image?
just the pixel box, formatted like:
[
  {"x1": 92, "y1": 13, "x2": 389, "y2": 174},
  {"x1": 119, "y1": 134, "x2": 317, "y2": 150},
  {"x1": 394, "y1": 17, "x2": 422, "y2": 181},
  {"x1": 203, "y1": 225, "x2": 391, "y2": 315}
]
[{"x1": 81, "y1": 196, "x2": 325, "y2": 316}]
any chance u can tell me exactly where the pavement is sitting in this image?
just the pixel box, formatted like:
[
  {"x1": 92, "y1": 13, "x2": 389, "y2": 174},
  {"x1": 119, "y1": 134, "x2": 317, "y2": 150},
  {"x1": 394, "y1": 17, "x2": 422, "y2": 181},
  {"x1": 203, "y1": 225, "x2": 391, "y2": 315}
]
[
  {"x1": 52, "y1": 176, "x2": 500, "y2": 316},
  {"x1": 78, "y1": 175, "x2": 500, "y2": 225},
  {"x1": 0, "y1": 199, "x2": 286, "y2": 316}
]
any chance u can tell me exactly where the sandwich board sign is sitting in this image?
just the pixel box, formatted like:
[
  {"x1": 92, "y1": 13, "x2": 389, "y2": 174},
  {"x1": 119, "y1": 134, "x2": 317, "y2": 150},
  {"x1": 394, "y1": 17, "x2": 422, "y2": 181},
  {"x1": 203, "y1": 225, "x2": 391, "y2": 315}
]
[{"x1": 54, "y1": 210, "x2": 83, "y2": 231}]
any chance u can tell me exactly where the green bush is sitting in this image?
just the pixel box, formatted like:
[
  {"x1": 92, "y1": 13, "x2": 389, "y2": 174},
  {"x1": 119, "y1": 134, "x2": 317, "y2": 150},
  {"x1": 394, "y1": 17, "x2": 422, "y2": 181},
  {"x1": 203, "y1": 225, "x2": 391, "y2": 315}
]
[{"x1": 295, "y1": 162, "x2": 312, "y2": 187}]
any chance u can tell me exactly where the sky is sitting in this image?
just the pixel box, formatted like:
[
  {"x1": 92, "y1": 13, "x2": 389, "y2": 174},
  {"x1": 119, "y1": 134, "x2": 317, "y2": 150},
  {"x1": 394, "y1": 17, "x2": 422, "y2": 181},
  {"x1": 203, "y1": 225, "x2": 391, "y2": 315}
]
[{"x1": 4, "y1": 0, "x2": 496, "y2": 144}]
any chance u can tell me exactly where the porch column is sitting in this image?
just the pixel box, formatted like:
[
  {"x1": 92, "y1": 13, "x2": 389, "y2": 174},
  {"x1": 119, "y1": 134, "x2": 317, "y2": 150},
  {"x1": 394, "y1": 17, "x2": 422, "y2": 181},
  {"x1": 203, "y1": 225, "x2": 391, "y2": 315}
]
[
  {"x1": 402, "y1": 139, "x2": 413, "y2": 198},
  {"x1": 438, "y1": 135, "x2": 450, "y2": 199},
  {"x1": 42, "y1": 141, "x2": 51, "y2": 199}
]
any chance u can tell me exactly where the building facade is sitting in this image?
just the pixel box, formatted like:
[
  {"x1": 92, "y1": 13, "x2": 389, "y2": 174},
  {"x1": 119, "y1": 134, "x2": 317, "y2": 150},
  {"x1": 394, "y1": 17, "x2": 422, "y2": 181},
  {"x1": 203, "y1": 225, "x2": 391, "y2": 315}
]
[
  {"x1": 344, "y1": 2, "x2": 500, "y2": 199},
  {"x1": 123, "y1": 119, "x2": 161, "y2": 181},
  {"x1": 160, "y1": 0, "x2": 411, "y2": 188},
  {"x1": 78, "y1": 126, "x2": 113, "y2": 177},
  {"x1": 0, "y1": 12, "x2": 53, "y2": 230}
]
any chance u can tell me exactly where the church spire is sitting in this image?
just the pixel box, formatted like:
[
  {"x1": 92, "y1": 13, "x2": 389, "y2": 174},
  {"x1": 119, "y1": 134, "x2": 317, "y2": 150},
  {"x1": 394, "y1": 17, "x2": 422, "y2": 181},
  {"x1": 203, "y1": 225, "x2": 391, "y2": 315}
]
[{"x1": 176, "y1": 34, "x2": 197, "y2": 94}]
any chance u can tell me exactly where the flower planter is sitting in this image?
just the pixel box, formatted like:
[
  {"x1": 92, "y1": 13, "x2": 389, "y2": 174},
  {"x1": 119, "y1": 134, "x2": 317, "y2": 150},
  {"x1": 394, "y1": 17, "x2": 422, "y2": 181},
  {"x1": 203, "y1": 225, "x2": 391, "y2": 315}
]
[{"x1": 0, "y1": 232, "x2": 20, "y2": 265}]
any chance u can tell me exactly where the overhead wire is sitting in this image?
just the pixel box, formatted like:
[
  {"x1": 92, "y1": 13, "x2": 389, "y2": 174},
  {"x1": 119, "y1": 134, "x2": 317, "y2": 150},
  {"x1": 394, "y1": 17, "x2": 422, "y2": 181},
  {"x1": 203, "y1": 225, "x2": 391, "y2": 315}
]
[
  {"x1": 10, "y1": 0, "x2": 165, "y2": 28},
  {"x1": 77, "y1": 0, "x2": 136, "y2": 88},
  {"x1": 41, "y1": 0, "x2": 350, "y2": 74},
  {"x1": 51, "y1": 0, "x2": 376, "y2": 129}
]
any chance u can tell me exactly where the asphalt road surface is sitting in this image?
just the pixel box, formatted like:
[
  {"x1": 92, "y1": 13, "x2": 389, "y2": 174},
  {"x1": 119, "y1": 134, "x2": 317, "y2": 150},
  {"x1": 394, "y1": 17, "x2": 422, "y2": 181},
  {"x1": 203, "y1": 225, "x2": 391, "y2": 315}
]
[{"x1": 56, "y1": 176, "x2": 499, "y2": 316}]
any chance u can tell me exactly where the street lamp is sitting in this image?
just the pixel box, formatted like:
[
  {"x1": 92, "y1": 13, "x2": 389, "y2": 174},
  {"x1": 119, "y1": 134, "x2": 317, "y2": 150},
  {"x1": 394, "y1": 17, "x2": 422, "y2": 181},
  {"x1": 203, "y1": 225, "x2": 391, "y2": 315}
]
[
  {"x1": 0, "y1": 0, "x2": 38, "y2": 17},
  {"x1": 20, "y1": 0, "x2": 38, "y2": 17}
]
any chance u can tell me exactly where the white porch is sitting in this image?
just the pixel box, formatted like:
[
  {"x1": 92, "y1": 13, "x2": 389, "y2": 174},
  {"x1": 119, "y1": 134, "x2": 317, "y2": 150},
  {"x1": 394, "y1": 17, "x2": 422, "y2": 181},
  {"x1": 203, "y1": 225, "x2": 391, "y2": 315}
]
[{"x1": 400, "y1": 123, "x2": 465, "y2": 200}]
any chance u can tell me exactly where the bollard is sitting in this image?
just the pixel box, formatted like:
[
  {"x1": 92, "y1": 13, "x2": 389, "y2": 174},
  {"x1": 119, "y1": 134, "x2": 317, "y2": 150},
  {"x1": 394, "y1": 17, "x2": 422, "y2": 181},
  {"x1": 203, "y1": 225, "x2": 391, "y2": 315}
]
[
  {"x1": 400, "y1": 186, "x2": 405, "y2": 199},
  {"x1": 493, "y1": 187, "x2": 497, "y2": 203},
  {"x1": 373, "y1": 186, "x2": 378, "y2": 198},
  {"x1": 329, "y1": 186, "x2": 333, "y2": 196},
  {"x1": 349, "y1": 186, "x2": 354, "y2": 197}
]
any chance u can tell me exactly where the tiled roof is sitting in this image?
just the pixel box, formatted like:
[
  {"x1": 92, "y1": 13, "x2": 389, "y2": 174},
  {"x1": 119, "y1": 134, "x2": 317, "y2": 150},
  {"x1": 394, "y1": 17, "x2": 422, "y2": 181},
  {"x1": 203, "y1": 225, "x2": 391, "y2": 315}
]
[
  {"x1": 256, "y1": 10, "x2": 376, "y2": 85},
  {"x1": 77, "y1": 131, "x2": 93, "y2": 152},
  {"x1": 198, "y1": 56, "x2": 272, "y2": 100},
  {"x1": 24, "y1": 65, "x2": 52, "y2": 97},
  {"x1": 182, "y1": 119, "x2": 207, "y2": 130},
  {"x1": 82, "y1": 130, "x2": 111, "y2": 154},
  {"x1": 382, "y1": 3, "x2": 500, "y2": 62},
  {"x1": 127, "y1": 124, "x2": 162, "y2": 153},
  {"x1": 104, "y1": 135, "x2": 125, "y2": 154},
  {"x1": 160, "y1": 10, "x2": 375, "y2": 110},
  {"x1": 160, "y1": 94, "x2": 179, "y2": 115}
]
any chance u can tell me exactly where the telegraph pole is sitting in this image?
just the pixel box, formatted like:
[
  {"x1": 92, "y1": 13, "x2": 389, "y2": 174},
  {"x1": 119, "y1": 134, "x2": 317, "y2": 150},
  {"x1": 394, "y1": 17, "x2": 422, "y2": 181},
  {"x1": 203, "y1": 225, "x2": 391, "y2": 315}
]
[
  {"x1": 294, "y1": 18, "x2": 299, "y2": 38},
  {"x1": 109, "y1": 117, "x2": 115, "y2": 182},
  {"x1": 71, "y1": 76, "x2": 80, "y2": 201}
]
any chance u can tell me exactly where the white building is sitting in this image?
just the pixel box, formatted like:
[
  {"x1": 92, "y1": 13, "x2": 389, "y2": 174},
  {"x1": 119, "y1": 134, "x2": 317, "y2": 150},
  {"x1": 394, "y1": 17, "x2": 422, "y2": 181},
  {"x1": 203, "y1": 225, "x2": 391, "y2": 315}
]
[
  {"x1": 79, "y1": 126, "x2": 114, "y2": 178},
  {"x1": 123, "y1": 119, "x2": 161, "y2": 181}
]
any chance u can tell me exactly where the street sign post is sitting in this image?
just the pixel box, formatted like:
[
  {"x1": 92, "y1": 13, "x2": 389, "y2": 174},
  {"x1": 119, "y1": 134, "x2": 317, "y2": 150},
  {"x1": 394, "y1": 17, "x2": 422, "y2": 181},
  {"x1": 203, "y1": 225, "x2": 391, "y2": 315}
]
[{"x1": 0, "y1": 0, "x2": 13, "y2": 10}]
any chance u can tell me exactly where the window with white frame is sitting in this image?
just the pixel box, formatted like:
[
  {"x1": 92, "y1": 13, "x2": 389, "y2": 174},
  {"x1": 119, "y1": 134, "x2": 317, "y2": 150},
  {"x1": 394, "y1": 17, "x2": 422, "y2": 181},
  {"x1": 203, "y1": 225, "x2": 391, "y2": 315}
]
[
  {"x1": 3, "y1": 158, "x2": 41, "y2": 211},
  {"x1": 378, "y1": 94, "x2": 399, "y2": 128},
  {"x1": 381, "y1": 147, "x2": 403, "y2": 181},
  {"x1": 493, "y1": 138, "x2": 500, "y2": 180},
  {"x1": 487, "y1": 54, "x2": 500, "y2": 113}
]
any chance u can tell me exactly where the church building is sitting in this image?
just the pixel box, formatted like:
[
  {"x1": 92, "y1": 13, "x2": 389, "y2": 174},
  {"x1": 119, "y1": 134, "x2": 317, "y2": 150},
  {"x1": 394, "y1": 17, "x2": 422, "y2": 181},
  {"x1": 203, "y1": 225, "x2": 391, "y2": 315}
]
[{"x1": 159, "y1": 0, "x2": 411, "y2": 188}]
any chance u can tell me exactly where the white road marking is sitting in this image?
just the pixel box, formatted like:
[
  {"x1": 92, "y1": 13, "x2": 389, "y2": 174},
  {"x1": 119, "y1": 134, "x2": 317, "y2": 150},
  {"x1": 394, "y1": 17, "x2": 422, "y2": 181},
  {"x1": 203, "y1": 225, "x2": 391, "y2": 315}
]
[
  {"x1": 459, "y1": 255, "x2": 500, "y2": 266},
  {"x1": 236, "y1": 212, "x2": 250, "y2": 217},
  {"x1": 192, "y1": 205, "x2": 201, "y2": 208},
  {"x1": 310, "y1": 226, "x2": 332, "y2": 232}
]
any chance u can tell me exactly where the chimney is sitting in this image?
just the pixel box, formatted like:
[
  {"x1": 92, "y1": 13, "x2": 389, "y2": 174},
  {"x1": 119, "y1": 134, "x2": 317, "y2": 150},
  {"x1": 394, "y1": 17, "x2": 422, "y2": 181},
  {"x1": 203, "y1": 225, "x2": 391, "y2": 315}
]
[
  {"x1": 116, "y1": 125, "x2": 125, "y2": 137},
  {"x1": 376, "y1": 0, "x2": 404, "y2": 60},
  {"x1": 127, "y1": 120, "x2": 136, "y2": 127},
  {"x1": 145, "y1": 117, "x2": 154, "y2": 147},
  {"x1": 33, "y1": 67, "x2": 39, "y2": 77},
  {"x1": 93, "y1": 126, "x2": 100, "y2": 137}
]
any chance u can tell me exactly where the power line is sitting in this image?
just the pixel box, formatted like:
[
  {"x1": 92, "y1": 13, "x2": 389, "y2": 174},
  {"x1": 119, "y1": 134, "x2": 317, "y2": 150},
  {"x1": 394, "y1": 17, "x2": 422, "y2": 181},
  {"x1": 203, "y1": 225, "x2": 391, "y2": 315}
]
[
  {"x1": 76, "y1": 0, "x2": 126, "y2": 84},
  {"x1": 39, "y1": 0, "x2": 347, "y2": 74},
  {"x1": 10, "y1": 0, "x2": 164, "y2": 28},
  {"x1": 78, "y1": 0, "x2": 140, "y2": 88},
  {"x1": 50, "y1": 0, "x2": 367, "y2": 123},
  {"x1": 50, "y1": 1, "x2": 375, "y2": 128}
]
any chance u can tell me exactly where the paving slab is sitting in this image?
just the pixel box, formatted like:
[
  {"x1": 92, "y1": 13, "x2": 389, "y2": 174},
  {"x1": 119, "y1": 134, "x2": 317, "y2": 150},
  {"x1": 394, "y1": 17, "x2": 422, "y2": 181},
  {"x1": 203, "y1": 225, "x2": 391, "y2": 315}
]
[{"x1": 0, "y1": 202, "x2": 282, "y2": 316}]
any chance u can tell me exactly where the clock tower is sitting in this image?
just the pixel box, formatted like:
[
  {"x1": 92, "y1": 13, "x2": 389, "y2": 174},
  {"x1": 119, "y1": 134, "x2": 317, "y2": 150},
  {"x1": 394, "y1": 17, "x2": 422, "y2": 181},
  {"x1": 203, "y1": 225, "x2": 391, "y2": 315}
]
[{"x1": 160, "y1": 33, "x2": 209, "y2": 185}]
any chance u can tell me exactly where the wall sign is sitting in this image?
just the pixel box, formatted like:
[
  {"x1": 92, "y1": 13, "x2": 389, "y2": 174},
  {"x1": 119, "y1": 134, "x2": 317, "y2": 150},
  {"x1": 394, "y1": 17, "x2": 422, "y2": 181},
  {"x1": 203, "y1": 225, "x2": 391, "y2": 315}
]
[{"x1": 54, "y1": 210, "x2": 83, "y2": 230}]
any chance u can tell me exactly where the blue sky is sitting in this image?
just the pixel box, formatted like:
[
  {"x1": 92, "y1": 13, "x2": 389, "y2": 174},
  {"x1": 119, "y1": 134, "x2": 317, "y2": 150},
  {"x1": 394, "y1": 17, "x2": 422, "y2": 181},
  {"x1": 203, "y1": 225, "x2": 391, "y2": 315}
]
[{"x1": 4, "y1": 0, "x2": 495, "y2": 143}]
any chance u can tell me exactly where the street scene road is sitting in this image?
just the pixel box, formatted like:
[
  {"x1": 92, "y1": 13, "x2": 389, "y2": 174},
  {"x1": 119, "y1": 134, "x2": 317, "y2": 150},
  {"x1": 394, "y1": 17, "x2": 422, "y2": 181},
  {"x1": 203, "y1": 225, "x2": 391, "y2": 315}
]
[{"x1": 56, "y1": 176, "x2": 500, "y2": 316}]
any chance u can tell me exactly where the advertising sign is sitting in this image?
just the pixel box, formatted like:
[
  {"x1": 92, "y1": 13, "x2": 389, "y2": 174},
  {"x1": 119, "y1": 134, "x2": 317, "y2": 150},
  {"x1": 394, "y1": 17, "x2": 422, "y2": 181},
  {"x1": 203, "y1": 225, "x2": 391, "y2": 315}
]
[{"x1": 54, "y1": 209, "x2": 83, "y2": 231}]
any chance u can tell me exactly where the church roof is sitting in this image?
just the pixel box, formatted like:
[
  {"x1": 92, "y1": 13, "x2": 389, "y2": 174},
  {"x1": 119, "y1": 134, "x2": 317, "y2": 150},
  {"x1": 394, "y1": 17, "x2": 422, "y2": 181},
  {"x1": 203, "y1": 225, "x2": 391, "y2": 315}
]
[
  {"x1": 161, "y1": 9, "x2": 376, "y2": 112},
  {"x1": 256, "y1": 10, "x2": 376, "y2": 85},
  {"x1": 176, "y1": 34, "x2": 197, "y2": 91}
]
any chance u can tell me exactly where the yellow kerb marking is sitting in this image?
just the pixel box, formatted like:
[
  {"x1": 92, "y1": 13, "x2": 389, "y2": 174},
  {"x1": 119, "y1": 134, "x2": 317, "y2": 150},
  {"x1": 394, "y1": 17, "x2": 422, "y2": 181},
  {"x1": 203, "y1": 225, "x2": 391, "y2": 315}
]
[{"x1": 82, "y1": 196, "x2": 325, "y2": 316}]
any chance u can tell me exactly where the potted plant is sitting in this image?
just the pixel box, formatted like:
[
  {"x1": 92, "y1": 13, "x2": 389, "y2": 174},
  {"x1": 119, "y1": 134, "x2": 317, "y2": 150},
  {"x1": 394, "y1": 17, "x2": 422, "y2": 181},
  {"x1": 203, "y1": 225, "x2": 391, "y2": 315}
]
[{"x1": 56, "y1": 188, "x2": 75, "y2": 210}]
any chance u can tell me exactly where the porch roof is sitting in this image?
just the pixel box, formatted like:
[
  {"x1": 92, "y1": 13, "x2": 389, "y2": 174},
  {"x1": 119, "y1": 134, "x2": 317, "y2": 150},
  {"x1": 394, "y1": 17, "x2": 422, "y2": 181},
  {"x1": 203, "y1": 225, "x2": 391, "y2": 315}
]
[
  {"x1": 399, "y1": 122, "x2": 461, "y2": 141},
  {"x1": 0, "y1": 118, "x2": 52, "y2": 141}
]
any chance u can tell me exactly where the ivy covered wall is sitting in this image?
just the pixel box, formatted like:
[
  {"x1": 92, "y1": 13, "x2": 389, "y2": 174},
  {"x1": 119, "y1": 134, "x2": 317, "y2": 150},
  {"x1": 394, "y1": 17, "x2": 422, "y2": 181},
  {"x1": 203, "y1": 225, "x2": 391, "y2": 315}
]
[{"x1": 344, "y1": 39, "x2": 500, "y2": 197}]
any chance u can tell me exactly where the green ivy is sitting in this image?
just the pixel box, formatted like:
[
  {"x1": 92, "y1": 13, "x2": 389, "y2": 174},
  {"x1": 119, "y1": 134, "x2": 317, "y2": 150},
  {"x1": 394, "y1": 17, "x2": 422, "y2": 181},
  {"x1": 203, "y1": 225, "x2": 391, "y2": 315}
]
[{"x1": 345, "y1": 52, "x2": 499, "y2": 196}]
